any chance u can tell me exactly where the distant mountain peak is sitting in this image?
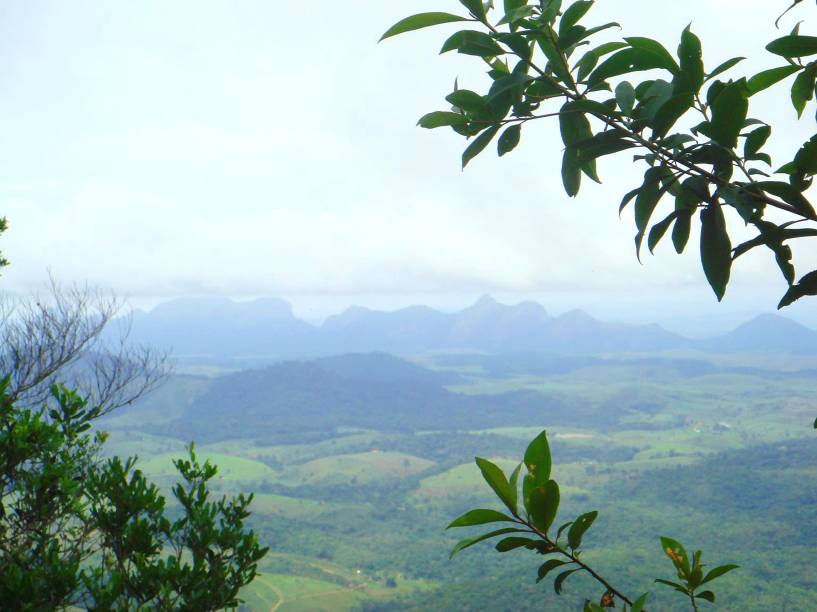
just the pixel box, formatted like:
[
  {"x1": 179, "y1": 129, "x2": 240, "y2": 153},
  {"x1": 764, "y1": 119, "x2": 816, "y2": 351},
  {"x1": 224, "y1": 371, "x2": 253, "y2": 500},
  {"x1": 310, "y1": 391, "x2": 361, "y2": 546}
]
[
  {"x1": 702, "y1": 312, "x2": 817, "y2": 353},
  {"x1": 738, "y1": 313, "x2": 808, "y2": 330},
  {"x1": 556, "y1": 308, "x2": 595, "y2": 323},
  {"x1": 472, "y1": 294, "x2": 499, "y2": 308}
]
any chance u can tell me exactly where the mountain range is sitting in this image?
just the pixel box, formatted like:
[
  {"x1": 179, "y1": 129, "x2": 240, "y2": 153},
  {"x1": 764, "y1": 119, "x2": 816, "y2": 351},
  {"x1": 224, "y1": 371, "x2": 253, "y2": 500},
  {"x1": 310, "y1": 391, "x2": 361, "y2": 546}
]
[{"x1": 126, "y1": 295, "x2": 817, "y2": 360}]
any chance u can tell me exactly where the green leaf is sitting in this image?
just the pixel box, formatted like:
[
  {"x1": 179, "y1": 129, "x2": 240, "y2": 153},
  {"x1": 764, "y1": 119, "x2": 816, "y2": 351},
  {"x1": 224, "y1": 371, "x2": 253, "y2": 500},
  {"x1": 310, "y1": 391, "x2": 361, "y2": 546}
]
[
  {"x1": 660, "y1": 537, "x2": 690, "y2": 574},
  {"x1": 446, "y1": 90, "x2": 485, "y2": 112},
  {"x1": 441, "y1": 30, "x2": 504, "y2": 57},
  {"x1": 559, "y1": 105, "x2": 592, "y2": 146},
  {"x1": 418, "y1": 111, "x2": 467, "y2": 129},
  {"x1": 529, "y1": 480, "x2": 560, "y2": 533},
  {"x1": 700, "y1": 205, "x2": 732, "y2": 301},
  {"x1": 767, "y1": 35, "x2": 817, "y2": 58},
  {"x1": 775, "y1": 243, "x2": 796, "y2": 286},
  {"x1": 638, "y1": 78, "x2": 673, "y2": 123},
  {"x1": 503, "y1": 0, "x2": 526, "y2": 16},
  {"x1": 462, "y1": 125, "x2": 501, "y2": 168},
  {"x1": 576, "y1": 42, "x2": 628, "y2": 82},
  {"x1": 554, "y1": 568, "x2": 580, "y2": 594},
  {"x1": 488, "y1": 72, "x2": 534, "y2": 101},
  {"x1": 701, "y1": 563, "x2": 739, "y2": 585},
  {"x1": 575, "y1": 129, "x2": 636, "y2": 163},
  {"x1": 498, "y1": 125, "x2": 522, "y2": 156},
  {"x1": 567, "y1": 511, "x2": 598, "y2": 550},
  {"x1": 747, "y1": 65, "x2": 801, "y2": 95},
  {"x1": 655, "y1": 578, "x2": 689, "y2": 594},
  {"x1": 697, "y1": 591, "x2": 716, "y2": 603},
  {"x1": 744, "y1": 125, "x2": 771, "y2": 158},
  {"x1": 475, "y1": 456, "x2": 517, "y2": 514},
  {"x1": 733, "y1": 227, "x2": 817, "y2": 273},
  {"x1": 537, "y1": 559, "x2": 569, "y2": 583},
  {"x1": 634, "y1": 167, "x2": 667, "y2": 258},
  {"x1": 648, "y1": 211, "x2": 679, "y2": 254},
  {"x1": 541, "y1": 0, "x2": 564, "y2": 23},
  {"x1": 678, "y1": 25, "x2": 704, "y2": 92},
  {"x1": 532, "y1": 30, "x2": 573, "y2": 85},
  {"x1": 527, "y1": 78, "x2": 563, "y2": 101},
  {"x1": 498, "y1": 4, "x2": 535, "y2": 26},
  {"x1": 559, "y1": 1, "x2": 594, "y2": 36},
  {"x1": 380, "y1": 12, "x2": 469, "y2": 41},
  {"x1": 447, "y1": 508, "x2": 517, "y2": 529},
  {"x1": 709, "y1": 79, "x2": 748, "y2": 148},
  {"x1": 791, "y1": 61, "x2": 817, "y2": 117},
  {"x1": 588, "y1": 48, "x2": 673, "y2": 85},
  {"x1": 620, "y1": 186, "x2": 640, "y2": 215},
  {"x1": 495, "y1": 32, "x2": 532, "y2": 58},
  {"x1": 523, "y1": 430, "x2": 552, "y2": 486},
  {"x1": 652, "y1": 91, "x2": 694, "y2": 137},
  {"x1": 556, "y1": 521, "x2": 573, "y2": 543},
  {"x1": 672, "y1": 208, "x2": 693, "y2": 254},
  {"x1": 706, "y1": 56, "x2": 745, "y2": 81},
  {"x1": 684, "y1": 142, "x2": 734, "y2": 178},
  {"x1": 625, "y1": 37, "x2": 681, "y2": 73},
  {"x1": 522, "y1": 473, "x2": 536, "y2": 516},
  {"x1": 495, "y1": 536, "x2": 538, "y2": 552},
  {"x1": 755, "y1": 181, "x2": 816, "y2": 218},
  {"x1": 562, "y1": 147, "x2": 582, "y2": 197},
  {"x1": 581, "y1": 156, "x2": 601, "y2": 184},
  {"x1": 459, "y1": 0, "x2": 487, "y2": 21},
  {"x1": 449, "y1": 527, "x2": 529, "y2": 559},
  {"x1": 792, "y1": 134, "x2": 817, "y2": 174},
  {"x1": 779, "y1": 269, "x2": 817, "y2": 308},
  {"x1": 615, "y1": 81, "x2": 636, "y2": 114},
  {"x1": 508, "y1": 462, "x2": 522, "y2": 509},
  {"x1": 631, "y1": 593, "x2": 649, "y2": 612},
  {"x1": 719, "y1": 185, "x2": 760, "y2": 224}
]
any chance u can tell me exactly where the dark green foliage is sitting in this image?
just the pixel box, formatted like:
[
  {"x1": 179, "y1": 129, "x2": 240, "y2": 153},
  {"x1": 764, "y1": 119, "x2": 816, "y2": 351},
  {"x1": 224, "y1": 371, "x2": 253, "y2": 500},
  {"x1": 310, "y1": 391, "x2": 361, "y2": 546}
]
[
  {"x1": 157, "y1": 360, "x2": 635, "y2": 443},
  {"x1": 0, "y1": 379, "x2": 267, "y2": 610},
  {"x1": 382, "y1": 0, "x2": 817, "y2": 308}
]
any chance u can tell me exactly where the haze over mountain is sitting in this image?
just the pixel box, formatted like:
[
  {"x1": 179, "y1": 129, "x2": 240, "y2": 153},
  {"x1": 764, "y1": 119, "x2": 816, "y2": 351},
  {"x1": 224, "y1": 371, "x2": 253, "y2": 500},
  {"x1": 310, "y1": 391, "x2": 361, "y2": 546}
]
[{"x1": 126, "y1": 296, "x2": 817, "y2": 360}]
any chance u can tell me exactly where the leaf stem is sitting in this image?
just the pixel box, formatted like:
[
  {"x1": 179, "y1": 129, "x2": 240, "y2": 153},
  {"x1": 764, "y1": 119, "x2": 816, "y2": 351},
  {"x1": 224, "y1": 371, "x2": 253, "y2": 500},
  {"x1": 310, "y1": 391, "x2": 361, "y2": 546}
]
[{"x1": 511, "y1": 513, "x2": 638, "y2": 609}]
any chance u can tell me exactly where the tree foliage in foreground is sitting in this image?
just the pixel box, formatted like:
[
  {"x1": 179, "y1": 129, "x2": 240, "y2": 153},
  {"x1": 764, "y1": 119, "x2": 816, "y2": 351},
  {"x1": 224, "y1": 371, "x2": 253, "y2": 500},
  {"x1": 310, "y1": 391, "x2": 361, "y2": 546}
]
[
  {"x1": 382, "y1": 0, "x2": 817, "y2": 308},
  {"x1": 0, "y1": 380, "x2": 268, "y2": 610},
  {"x1": 378, "y1": 1, "x2": 817, "y2": 608},
  {"x1": 447, "y1": 430, "x2": 738, "y2": 610}
]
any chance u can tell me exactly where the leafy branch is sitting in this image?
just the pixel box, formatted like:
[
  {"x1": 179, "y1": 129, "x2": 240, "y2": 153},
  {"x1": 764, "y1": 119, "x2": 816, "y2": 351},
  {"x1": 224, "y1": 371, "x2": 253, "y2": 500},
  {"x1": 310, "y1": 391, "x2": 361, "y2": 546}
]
[
  {"x1": 382, "y1": 0, "x2": 817, "y2": 308},
  {"x1": 446, "y1": 430, "x2": 738, "y2": 610}
]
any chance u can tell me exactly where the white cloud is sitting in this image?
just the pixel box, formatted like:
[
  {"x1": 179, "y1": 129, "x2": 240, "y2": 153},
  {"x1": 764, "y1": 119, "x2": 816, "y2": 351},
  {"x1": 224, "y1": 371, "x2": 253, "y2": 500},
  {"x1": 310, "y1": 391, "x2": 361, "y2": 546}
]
[{"x1": 0, "y1": 0, "x2": 814, "y2": 325}]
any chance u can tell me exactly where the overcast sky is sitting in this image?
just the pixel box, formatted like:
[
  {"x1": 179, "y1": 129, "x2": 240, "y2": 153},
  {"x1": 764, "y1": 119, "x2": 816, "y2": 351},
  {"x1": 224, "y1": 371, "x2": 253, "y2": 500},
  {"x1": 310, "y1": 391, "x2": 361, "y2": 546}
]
[{"x1": 0, "y1": 1, "x2": 815, "y2": 332}]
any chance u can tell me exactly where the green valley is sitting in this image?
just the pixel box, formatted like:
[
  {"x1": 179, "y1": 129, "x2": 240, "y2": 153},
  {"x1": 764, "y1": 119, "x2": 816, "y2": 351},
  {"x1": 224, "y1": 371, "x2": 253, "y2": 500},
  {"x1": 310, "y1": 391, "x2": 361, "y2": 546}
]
[{"x1": 100, "y1": 349, "x2": 817, "y2": 610}]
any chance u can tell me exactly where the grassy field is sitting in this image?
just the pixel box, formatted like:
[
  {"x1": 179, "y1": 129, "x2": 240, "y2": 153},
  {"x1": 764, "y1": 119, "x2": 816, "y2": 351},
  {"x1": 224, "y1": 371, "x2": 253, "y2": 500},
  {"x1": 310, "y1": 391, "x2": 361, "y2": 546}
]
[
  {"x1": 292, "y1": 451, "x2": 435, "y2": 485},
  {"x1": 139, "y1": 450, "x2": 277, "y2": 481}
]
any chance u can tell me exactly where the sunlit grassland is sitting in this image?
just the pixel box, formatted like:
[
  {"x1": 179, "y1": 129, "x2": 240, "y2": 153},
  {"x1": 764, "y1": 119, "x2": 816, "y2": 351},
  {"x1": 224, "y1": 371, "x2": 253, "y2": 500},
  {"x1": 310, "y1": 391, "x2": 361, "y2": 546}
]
[
  {"x1": 291, "y1": 451, "x2": 434, "y2": 485},
  {"x1": 139, "y1": 451, "x2": 277, "y2": 481}
]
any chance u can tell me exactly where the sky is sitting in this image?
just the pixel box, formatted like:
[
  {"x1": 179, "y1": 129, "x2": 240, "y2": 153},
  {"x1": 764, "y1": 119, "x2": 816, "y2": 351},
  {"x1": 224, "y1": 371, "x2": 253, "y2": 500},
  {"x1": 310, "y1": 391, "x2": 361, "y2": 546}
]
[{"x1": 0, "y1": 0, "x2": 815, "y2": 334}]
